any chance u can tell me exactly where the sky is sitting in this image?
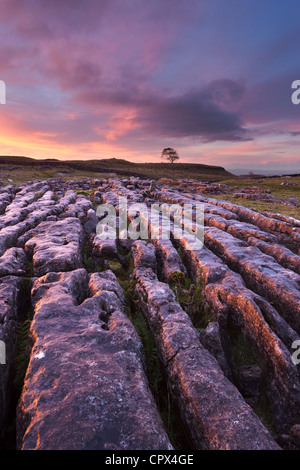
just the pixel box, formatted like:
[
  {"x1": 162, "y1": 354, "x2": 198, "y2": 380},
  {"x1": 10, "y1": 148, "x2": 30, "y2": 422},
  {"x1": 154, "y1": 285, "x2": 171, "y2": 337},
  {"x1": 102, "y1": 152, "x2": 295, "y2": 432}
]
[{"x1": 0, "y1": 0, "x2": 300, "y2": 175}]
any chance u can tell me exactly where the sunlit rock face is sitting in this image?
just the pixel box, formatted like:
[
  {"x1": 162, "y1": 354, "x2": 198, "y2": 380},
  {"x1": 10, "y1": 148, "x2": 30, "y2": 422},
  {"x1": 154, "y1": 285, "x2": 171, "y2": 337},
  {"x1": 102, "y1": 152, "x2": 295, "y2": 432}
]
[
  {"x1": 24, "y1": 217, "x2": 84, "y2": 277},
  {"x1": 0, "y1": 276, "x2": 25, "y2": 441},
  {"x1": 132, "y1": 264, "x2": 280, "y2": 450},
  {"x1": 0, "y1": 247, "x2": 27, "y2": 277},
  {"x1": 17, "y1": 269, "x2": 172, "y2": 450},
  {"x1": 203, "y1": 226, "x2": 300, "y2": 333}
]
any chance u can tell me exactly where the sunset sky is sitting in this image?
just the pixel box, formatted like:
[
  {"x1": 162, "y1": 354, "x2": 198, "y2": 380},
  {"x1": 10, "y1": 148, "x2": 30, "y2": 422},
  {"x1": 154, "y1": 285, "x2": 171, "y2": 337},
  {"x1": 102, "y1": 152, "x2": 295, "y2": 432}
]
[{"x1": 0, "y1": 0, "x2": 300, "y2": 175}]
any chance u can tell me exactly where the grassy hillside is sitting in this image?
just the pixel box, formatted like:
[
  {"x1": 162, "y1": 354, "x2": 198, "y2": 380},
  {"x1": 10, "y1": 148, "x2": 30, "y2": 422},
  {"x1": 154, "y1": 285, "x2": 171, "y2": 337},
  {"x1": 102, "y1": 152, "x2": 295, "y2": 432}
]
[
  {"x1": 78, "y1": 158, "x2": 233, "y2": 179},
  {"x1": 0, "y1": 155, "x2": 234, "y2": 184},
  {"x1": 0, "y1": 156, "x2": 299, "y2": 219},
  {"x1": 214, "y1": 175, "x2": 300, "y2": 219},
  {"x1": 221, "y1": 175, "x2": 300, "y2": 201}
]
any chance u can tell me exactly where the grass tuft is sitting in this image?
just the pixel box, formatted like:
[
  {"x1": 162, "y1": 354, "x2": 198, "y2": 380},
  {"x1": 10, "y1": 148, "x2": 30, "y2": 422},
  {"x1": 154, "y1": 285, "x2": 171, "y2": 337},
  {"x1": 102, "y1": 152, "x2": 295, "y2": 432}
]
[
  {"x1": 13, "y1": 313, "x2": 32, "y2": 392},
  {"x1": 168, "y1": 271, "x2": 212, "y2": 330}
]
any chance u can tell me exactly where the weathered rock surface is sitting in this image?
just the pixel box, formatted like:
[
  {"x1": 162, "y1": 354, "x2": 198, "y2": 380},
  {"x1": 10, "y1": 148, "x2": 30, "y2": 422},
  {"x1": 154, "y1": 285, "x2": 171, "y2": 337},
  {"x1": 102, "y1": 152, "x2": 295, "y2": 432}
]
[
  {"x1": 24, "y1": 217, "x2": 84, "y2": 277},
  {"x1": 17, "y1": 269, "x2": 172, "y2": 450},
  {"x1": 237, "y1": 365, "x2": 262, "y2": 407},
  {"x1": 246, "y1": 236, "x2": 300, "y2": 275},
  {"x1": 177, "y1": 236, "x2": 300, "y2": 433},
  {"x1": 203, "y1": 226, "x2": 300, "y2": 334},
  {"x1": 59, "y1": 195, "x2": 92, "y2": 221},
  {"x1": 132, "y1": 262, "x2": 280, "y2": 450},
  {"x1": 92, "y1": 238, "x2": 118, "y2": 261},
  {"x1": 199, "y1": 321, "x2": 233, "y2": 380},
  {"x1": 0, "y1": 190, "x2": 78, "y2": 257},
  {"x1": 131, "y1": 240, "x2": 157, "y2": 273},
  {"x1": 83, "y1": 208, "x2": 98, "y2": 234},
  {"x1": 0, "y1": 248, "x2": 28, "y2": 277},
  {"x1": 0, "y1": 176, "x2": 299, "y2": 450},
  {"x1": 209, "y1": 199, "x2": 300, "y2": 254},
  {"x1": 0, "y1": 276, "x2": 26, "y2": 441},
  {"x1": 153, "y1": 239, "x2": 188, "y2": 282}
]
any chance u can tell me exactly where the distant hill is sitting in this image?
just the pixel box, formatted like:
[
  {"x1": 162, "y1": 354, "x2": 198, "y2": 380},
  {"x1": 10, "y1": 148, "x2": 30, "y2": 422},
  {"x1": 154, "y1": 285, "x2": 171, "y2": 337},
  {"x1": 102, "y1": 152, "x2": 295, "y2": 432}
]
[{"x1": 0, "y1": 155, "x2": 234, "y2": 182}]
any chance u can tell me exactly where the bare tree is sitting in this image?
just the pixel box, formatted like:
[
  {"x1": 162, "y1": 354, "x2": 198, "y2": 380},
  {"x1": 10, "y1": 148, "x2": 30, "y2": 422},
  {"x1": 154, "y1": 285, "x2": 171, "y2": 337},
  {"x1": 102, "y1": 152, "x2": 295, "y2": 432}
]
[{"x1": 161, "y1": 147, "x2": 180, "y2": 164}]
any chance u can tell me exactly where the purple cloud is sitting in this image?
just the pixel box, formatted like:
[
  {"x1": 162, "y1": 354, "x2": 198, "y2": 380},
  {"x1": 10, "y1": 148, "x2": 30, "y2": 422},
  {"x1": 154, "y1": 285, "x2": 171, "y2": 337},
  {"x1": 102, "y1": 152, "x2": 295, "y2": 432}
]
[{"x1": 0, "y1": 0, "x2": 299, "y2": 174}]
